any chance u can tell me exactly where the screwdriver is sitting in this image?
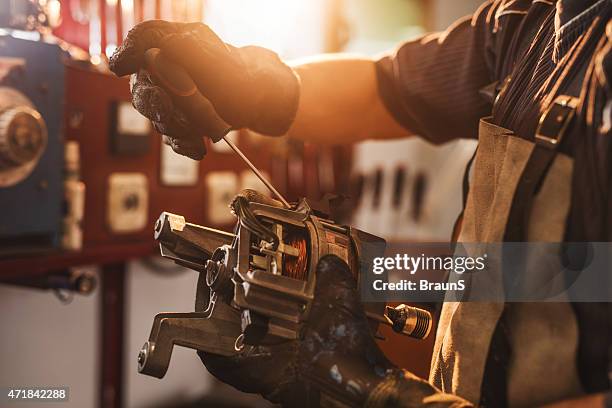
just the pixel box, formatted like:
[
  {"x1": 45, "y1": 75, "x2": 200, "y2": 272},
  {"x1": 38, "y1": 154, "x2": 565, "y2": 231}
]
[{"x1": 143, "y1": 48, "x2": 291, "y2": 208}]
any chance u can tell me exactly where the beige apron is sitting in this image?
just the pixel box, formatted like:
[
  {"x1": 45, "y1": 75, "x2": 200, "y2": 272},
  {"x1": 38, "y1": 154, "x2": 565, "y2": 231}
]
[{"x1": 429, "y1": 118, "x2": 583, "y2": 407}]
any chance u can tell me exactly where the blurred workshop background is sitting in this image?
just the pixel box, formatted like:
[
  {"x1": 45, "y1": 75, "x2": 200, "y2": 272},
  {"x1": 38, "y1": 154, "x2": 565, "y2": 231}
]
[{"x1": 0, "y1": 0, "x2": 480, "y2": 407}]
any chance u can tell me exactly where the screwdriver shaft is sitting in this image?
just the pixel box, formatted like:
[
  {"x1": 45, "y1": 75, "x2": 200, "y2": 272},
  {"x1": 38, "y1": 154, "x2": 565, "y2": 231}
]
[{"x1": 223, "y1": 136, "x2": 291, "y2": 208}]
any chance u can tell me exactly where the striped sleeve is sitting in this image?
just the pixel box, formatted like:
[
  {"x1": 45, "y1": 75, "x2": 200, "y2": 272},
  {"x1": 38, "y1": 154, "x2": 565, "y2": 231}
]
[{"x1": 375, "y1": 1, "x2": 503, "y2": 143}]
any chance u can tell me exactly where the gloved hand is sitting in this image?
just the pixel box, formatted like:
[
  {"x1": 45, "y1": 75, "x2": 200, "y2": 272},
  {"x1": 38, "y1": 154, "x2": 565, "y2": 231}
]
[
  {"x1": 196, "y1": 254, "x2": 472, "y2": 407},
  {"x1": 109, "y1": 20, "x2": 300, "y2": 160}
]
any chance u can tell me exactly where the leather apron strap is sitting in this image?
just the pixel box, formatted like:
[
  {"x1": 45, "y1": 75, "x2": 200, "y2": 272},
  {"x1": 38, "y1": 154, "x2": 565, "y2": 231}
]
[
  {"x1": 433, "y1": 11, "x2": 611, "y2": 407},
  {"x1": 482, "y1": 13, "x2": 610, "y2": 408}
]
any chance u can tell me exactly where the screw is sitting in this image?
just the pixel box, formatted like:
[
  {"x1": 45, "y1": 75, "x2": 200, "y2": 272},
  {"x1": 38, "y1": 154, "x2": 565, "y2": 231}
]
[{"x1": 137, "y1": 344, "x2": 147, "y2": 366}]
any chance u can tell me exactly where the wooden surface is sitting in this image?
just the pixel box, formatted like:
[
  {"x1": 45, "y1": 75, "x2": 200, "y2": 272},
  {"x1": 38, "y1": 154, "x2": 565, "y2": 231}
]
[{"x1": 0, "y1": 243, "x2": 154, "y2": 278}]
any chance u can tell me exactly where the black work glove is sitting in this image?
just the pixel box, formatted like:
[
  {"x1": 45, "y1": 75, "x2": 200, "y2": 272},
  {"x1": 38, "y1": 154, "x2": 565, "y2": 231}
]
[
  {"x1": 109, "y1": 20, "x2": 300, "y2": 160},
  {"x1": 196, "y1": 255, "x2": 472, "y2": 407}
]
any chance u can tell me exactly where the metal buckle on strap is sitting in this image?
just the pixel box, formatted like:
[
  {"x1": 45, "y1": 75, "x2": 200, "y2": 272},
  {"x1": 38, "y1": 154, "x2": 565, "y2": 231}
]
[{"x1": 535, "y1": 95, "x2": 578, "y2": 149}]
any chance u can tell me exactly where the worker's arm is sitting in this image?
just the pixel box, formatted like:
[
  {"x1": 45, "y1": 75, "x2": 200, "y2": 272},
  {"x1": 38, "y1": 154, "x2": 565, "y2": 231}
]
[
  {"x1": 110, "y1": 1, "x2": 503, "y2": 158},
  {"x1": 289, "y1": 56, "x2": 413, "y2": 144},
  {"x1": 109, "y1": 3, "x2": 499, "y2": 159},
  {"x1": 290, "y1": 0, "x2": 506, "y2": 146},
  {"x1": 111, "y1": 22, "x2": 412, "y2": 161}
]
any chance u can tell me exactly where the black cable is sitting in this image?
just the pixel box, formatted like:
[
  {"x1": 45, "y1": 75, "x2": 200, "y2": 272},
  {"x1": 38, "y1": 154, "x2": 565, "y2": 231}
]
[{"x1": 231, "y1": 196, "x2": 279, "y2": 249}]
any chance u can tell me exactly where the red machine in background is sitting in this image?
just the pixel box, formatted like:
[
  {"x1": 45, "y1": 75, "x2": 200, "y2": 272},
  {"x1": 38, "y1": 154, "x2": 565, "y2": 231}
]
[
  {"x1": 0, "y1": 2, "x2": 369, "y2": 407},
  {"x1": 62, "y1": 65, "x2": 344, "y2": 249},
  {"x1": 0, "y1": 0, "x2": 347, "y2": 256}
]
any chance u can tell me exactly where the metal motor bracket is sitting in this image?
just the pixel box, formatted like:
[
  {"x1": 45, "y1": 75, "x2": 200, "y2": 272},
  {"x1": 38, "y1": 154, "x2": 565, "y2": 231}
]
[{"x1": 139, "y1": 196, "x2": 432, "y2": 379}]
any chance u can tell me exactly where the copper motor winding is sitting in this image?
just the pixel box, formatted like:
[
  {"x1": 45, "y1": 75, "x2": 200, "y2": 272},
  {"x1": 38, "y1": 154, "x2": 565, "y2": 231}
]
[{"x1": 283, "y1": 234, "x2": 308, "y2": 281}]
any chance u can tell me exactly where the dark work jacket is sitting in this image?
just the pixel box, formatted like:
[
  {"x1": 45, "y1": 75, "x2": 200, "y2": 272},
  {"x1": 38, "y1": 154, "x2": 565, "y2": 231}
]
[{"x1": 376, "y1": 0, "x2": 611, "y2": 405}]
